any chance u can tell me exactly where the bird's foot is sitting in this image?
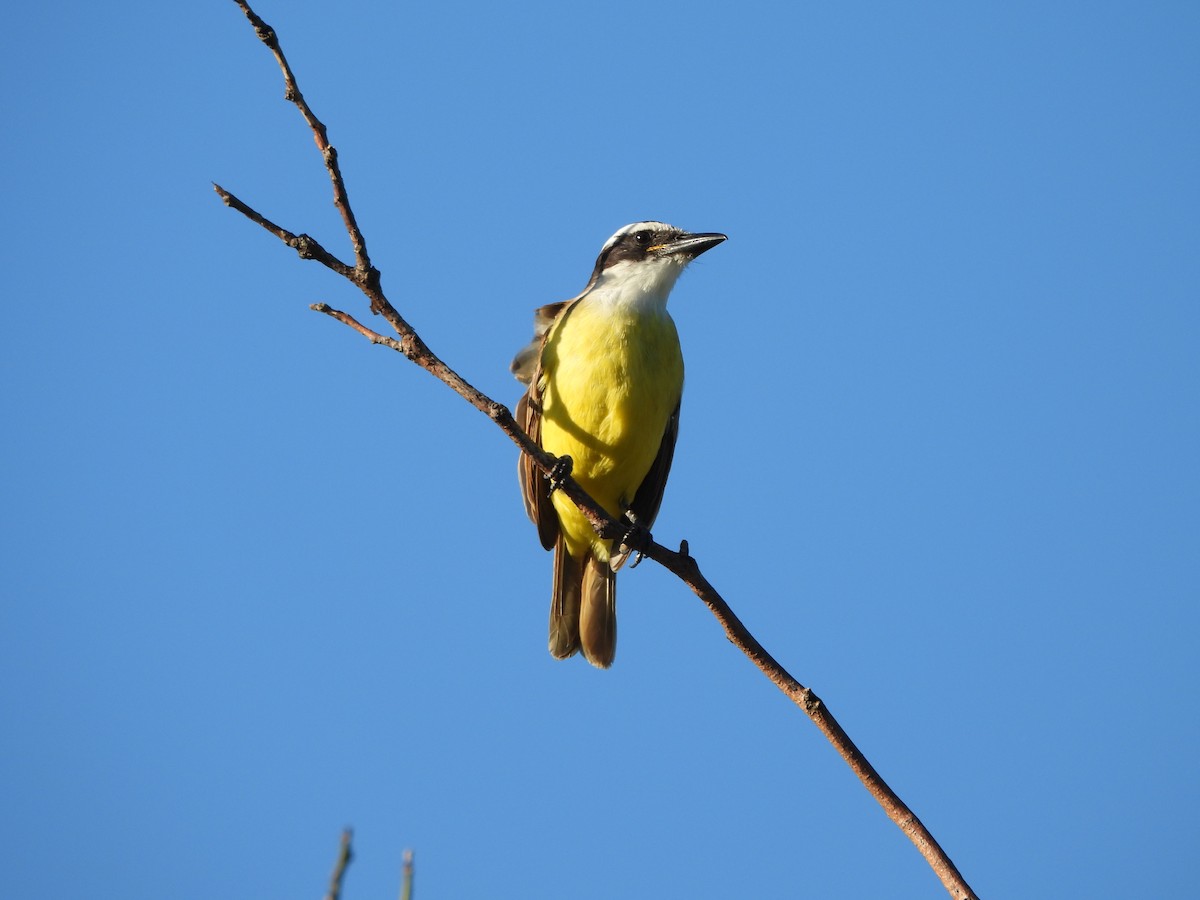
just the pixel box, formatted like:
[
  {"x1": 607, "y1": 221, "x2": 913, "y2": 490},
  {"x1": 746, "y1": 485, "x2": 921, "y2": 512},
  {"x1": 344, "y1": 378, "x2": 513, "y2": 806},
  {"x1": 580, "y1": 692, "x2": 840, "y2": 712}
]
[
  {"x1": 611, "y1": 511, "x2": 652, "y2": 571},
  {"x1": 545, "y1": 454, "x2": 573, "y2": 493}
]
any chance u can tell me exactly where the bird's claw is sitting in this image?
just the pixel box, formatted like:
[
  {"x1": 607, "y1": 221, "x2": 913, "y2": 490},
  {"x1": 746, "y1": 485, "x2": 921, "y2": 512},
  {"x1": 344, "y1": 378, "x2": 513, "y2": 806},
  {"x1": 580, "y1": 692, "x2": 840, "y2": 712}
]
[
  {"x1": 613, "y1": 511, "x2": 652, "y2": 570},
  {"x1": 545, "y1": 455, "x2": 573, "y2": 493}
]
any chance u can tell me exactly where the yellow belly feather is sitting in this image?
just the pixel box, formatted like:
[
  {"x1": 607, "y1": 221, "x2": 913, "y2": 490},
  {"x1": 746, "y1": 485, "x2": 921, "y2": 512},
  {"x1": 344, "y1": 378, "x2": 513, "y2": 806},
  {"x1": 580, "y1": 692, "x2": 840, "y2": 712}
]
[{"x1": 540, "y1": 301, "x2": 683, "y2": 561}]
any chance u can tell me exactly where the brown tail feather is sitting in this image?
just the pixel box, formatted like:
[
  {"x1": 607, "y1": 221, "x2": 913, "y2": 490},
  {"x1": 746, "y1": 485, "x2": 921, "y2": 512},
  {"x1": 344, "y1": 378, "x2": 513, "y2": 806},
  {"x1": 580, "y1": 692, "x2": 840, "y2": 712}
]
[
  {"x1": 549, "y1": 534, "x2": 583, "y2": 659},
  {"x1": 579, "y1": 553, "x2": 616, "y2": 668}
]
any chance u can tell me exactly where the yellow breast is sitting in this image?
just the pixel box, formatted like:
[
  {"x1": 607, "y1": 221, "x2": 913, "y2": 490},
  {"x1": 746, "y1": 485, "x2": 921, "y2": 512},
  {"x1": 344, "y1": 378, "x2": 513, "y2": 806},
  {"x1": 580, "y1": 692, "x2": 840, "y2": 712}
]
[{"x1": 539, "y1": 299, "x2": 684, "y2": 559}]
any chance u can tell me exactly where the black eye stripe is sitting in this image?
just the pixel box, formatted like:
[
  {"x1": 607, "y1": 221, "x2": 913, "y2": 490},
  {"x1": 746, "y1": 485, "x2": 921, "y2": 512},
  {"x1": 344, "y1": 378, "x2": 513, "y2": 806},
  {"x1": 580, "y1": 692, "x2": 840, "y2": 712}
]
[{"x1": 588, "y1": 224, "x2": 683, "y2": 279}]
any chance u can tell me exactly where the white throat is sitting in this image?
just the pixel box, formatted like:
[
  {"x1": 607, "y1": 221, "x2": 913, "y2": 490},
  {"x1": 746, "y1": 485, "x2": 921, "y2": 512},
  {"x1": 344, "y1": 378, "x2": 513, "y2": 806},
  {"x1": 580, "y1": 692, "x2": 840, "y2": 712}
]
[{"x1": 587, "y1": 258, "x2": 687, "y2": 314}]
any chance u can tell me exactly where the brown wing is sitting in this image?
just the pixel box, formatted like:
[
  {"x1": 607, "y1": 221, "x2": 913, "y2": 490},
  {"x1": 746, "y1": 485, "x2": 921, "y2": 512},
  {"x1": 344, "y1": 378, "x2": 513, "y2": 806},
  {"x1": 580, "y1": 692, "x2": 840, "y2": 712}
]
[
  {"x1": 609, "y1": 402, "x2": 680, "y2": 573},
  {"x1": 516, "y1": 383, "x2": 559, "y2": 551},
  {"x1": 511, "y1": 301, "x2": 569, "y2": 385},
  {"x1": 628, "y1": 400, "x2": 681, "y2": 529},
  {"x1": 514, "y1": 300, "x2": 575, "y2": 552}
]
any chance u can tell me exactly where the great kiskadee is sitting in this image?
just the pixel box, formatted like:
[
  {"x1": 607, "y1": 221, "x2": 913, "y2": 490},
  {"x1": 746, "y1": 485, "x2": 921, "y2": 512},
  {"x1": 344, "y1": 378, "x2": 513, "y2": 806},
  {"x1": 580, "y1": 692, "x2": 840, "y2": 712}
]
[{"x1": 512, "y1": 221, "x2": 726, "y2": 667}]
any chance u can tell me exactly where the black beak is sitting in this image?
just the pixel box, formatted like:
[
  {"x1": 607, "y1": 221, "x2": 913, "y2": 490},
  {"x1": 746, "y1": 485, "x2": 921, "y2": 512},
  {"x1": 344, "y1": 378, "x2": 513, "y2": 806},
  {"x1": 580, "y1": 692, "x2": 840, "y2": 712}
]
[{"x1": 663, "y1": 231, "x2": 727, "y2": 259}]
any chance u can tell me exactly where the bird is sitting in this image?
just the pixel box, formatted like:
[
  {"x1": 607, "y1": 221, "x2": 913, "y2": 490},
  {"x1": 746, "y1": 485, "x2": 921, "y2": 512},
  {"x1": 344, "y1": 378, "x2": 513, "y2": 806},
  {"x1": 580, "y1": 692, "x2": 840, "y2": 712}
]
[{"x1": 511, "y1": 221, "x2": 726, "y2": 667}]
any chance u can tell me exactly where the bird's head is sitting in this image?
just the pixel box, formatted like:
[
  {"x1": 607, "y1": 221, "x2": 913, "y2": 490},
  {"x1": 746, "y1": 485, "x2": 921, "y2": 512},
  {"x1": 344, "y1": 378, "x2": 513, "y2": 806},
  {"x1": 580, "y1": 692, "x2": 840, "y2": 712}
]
[{"x1": 586, "y1": 221, "x2": 726, "y2": 308}]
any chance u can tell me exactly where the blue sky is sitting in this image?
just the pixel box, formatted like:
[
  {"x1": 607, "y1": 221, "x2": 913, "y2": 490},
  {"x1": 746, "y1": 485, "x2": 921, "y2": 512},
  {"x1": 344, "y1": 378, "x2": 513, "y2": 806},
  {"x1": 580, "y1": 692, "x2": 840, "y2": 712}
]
[{"x1": 3, "y1": 2, "x2": 1197, "y2": 897}]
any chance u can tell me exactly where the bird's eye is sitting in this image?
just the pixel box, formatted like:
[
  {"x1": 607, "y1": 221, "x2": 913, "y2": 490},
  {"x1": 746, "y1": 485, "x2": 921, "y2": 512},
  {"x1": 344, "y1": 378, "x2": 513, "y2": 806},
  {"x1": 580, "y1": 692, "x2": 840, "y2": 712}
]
[{"x1": 634, "y1": 231, "x2": 652, "y2": 245}]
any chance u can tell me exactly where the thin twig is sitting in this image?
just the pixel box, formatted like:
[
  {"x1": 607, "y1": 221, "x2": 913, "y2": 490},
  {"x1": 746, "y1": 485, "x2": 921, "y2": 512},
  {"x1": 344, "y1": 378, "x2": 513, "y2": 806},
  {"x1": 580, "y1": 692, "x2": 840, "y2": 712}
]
[
  {"x1": 218, "y1": 4, "x2": 978, "y2": 898},
  {"x1": 399, "y1": 849, "x2": 414, "y2": 900},
  {"x1": 230, "y1": 0, "x2": 372, "y2": 274},
  {"x1": 311, "y1": 303, "x2": 405, "y2": 349},
  {"x1": 213, "y1": 185, "x2": 356, "y2": 279},
  {"x1": 324, "y1": 829, "x2": 353, "y2": 900}
]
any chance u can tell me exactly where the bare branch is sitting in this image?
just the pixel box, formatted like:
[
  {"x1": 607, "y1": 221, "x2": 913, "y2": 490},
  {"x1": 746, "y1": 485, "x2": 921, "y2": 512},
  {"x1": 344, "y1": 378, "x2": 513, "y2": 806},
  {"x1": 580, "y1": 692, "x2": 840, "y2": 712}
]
[
  {"x1": 644, "y1": 540, "x2": 976, "y2": 896},
  {"x1": 219, "y1": 4, "x2": 978, "y2": 898},
  {"x1": 310, "y1": 303, "x2": 405, "y2": 350},
  {"x1": 324, "y1": 829, "x2": 353, "y2": 900},
  {"x1": 399, "y1": 849, "x2": 414, "y2": 900},
  {"x1": 213, "y1": 183, "x2": 356, "y2": 279},
  {"x1": 230, "y1": 0, "x2": 372, "y2": 273}
]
